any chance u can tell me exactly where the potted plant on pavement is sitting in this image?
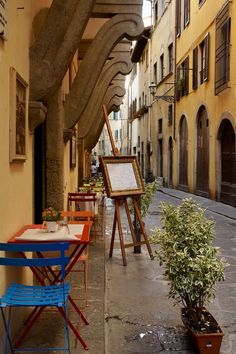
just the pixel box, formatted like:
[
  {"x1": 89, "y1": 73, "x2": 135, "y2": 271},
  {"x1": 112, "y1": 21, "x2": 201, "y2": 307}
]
[{"x1": 151, "y1": 198, "x2": 227, "y2": 354}]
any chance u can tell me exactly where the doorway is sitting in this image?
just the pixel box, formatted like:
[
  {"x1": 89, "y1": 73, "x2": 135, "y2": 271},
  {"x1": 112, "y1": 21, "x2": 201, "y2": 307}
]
[
  {"x1": 218, "y1": 119, "x2": 236, "y2": 206},
  {"x1": 168, "y1": 137, "x2": 173, "y2": 186},
  {"x1": 179, "y1": 115, "x2": 188, "y2": 190},
  {"x1": 196, "y1": 106, "x2": 209, "y2": 197}
]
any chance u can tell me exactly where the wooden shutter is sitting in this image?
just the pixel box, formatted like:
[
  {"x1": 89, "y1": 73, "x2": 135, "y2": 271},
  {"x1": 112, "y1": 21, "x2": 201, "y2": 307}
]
[
  {"x1": 176, "y1": 66, "x2": 181, "y2": 101},
  {"x1": 184, "y1": 57, "x2": 189, "y2": 95},
  {"x1": 215, "y1": 2, "x2": 230, "y2": 94},
  {"x1": 204, "y1": 33, "x2": 210, "y2": 81},
  {"x1": 192, "y1": 47, "x2": 198, "y2": 89},
  {"x1": 176, "y1": 0, "x2": 181, "y2": 37}
]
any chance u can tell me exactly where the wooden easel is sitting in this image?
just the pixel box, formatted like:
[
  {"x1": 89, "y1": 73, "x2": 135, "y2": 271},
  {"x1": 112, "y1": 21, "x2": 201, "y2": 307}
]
[{"x1": 102, "y1": 105, "x2": 153, "y2": 266}]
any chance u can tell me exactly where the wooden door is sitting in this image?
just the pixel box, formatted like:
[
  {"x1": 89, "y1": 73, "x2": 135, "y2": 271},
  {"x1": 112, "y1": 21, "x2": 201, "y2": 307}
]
[
  {"x1": 168, "y1": 137, "x2": 173, "y2": 186},
  {"x1": 196, "y1": 107, "x2": 209, "y2": 197},
  {"x1": 220, "y1": 120, "x2": 236, "y2": 206},
  {"x1": 179, "y1": 116, "x2": 188, "y2": 190},
  {"x1": 158, "y1": 139, "x2": 163, "y2": 177}
]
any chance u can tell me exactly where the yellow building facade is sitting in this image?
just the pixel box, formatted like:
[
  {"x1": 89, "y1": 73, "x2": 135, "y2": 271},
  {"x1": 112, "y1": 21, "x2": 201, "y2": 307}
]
[{"x1": 175, "y1": 0, "x2": 235, "y2": 205}]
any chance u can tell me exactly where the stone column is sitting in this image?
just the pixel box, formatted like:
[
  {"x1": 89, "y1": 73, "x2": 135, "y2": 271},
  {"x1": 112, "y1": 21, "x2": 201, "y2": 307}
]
[{"x1": 45, "y1": 87, "x2": 64, "y2": 210}]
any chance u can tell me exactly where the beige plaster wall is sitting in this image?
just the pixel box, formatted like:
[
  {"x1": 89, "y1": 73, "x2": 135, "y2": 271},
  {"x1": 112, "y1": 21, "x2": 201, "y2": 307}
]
[
  {"x1": 0, "y1": 0, "x2": 35, "y2": 318},
  {"x1": 0, "y1": 0, "x2": 33, "y2": 242},
  {"x1": 150, "y1": 2, "x2": 175, "y2": 180}
]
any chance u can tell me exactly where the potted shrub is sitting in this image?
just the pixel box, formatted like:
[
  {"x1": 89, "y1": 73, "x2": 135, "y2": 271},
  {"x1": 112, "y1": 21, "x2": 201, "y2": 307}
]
[{"x1": 151, "y1": 198, "x2": 227, "y2": 354}]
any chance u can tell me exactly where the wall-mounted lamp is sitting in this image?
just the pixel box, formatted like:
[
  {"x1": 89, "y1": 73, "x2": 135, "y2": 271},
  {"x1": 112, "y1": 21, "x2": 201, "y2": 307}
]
[
  {"x1": 148, "y1": 82, "x2": 175, "y2": 103},
  {"x1": 148, "y1": 82, "x2": 157, "y2": 97}
]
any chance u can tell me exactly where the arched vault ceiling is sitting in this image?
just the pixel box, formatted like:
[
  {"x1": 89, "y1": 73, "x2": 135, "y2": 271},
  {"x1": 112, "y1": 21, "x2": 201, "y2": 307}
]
[
  {"x1": 85, "y1": 85, "x2": 125, "y2": 150},
  {"x1": 78, "y1": 39, "x2": 131, "y2": 60},
  {"x1": 64, "y1": 13, "x2": 144, "y2": 129},
  {"x1": 77, "y1": 52, "x2": 132, "y2": 139},
  {"x1": 93, "y1": 0, "x2": 143, "y2": 17}
]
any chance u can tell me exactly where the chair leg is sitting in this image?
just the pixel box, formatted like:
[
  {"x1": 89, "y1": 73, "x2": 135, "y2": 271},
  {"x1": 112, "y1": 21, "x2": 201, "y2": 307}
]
[
  {"x1": 0, "y1": 307, "x2": 15, "y2": 354},
  {"x1": 84, "y1": 261, "x2": 88, "y2": 307},
  {"x1": 63, "y1": 302, "x2": 71, "y2": 354}
]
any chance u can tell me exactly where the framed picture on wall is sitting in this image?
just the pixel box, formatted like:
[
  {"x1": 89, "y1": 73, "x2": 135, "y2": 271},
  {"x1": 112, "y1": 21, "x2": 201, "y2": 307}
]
[
  {"x1": 70, "y1": 135, "x2": 76, "y2": 168},
  {"x1": 9, "y1": 67, "x2": 28, "y2": 162},
  {"x1": 99, "y1": 155, "x2": 145, "y2": 198}
]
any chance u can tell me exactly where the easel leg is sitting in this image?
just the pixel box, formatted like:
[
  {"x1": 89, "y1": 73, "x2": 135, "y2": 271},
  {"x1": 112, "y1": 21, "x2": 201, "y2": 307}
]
[
  {"x1": 124, "y1": 199, "x2": 137, "y2": 245},
  {"x1": 109, "y1": 208, "x2": 117, "y2": 258},
  {"x1": 132, "y1": 198, "x2": 154, "y2": 259},
  {"x1": 115, "y1": 200, "x2": 127, "y2": 266}
]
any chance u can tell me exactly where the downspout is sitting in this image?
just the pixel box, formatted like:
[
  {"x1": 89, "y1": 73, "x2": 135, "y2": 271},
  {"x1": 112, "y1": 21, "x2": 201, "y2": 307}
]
[
  {"x1": 147, "y1": 0, "x2": 153, "y2": 144},
  {"x1": 173, "y1": 1, "x2": 177, "y2": 141}
]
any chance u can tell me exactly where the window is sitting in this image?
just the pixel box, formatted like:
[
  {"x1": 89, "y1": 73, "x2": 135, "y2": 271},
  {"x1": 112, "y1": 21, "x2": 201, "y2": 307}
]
[
  {"x1": 199, "y1": 33, "x2": 209, "y2": 83},
  {"x1": 131, "y1": 63, "x2": 137, "y2": 80},
  {"x1": 184, "y1": 0, "x2": 190, "y2": 27},
  {"x1": 113, "y1": 111, "x2": 119, "y2": 120},
  {"x1": 192, "y1": 33, "x2": 209, "y2": 89},
  {"x1": 168, "y1": 43, "x2": 173, "y2": 73},
  {"x1": 176, "y1": 0, "x2": 181, "y2": 36},
  {"x1": 176, "y1": 56, "x2": 189, "y2": 100},
  {"x1": 158, "y1": 119, "x2": 163, "y2": 134},
  {"x1": 215, "y1": 3, "x2": 230, "y2": 95},
  {"x1": 168, "y1": 105, "x2": 173, "y2": 126},
  {"x1": 199, "y1": 0, "x2": 206, "y2": 6},
  {"x1": 115, "y1": 130, "x2": 119, "y2": 141},
  {"x1": 176, "y1": 0, "x2": 190, "y2": 36},
  {"x1": 160, "y1": 53, "x2": 164, "y2": 80},
  {"x1": 154, "y1": 1, "x2": 158, "y2": 24},
  {"x1": 145, "y1": 48, "x2": 149, "y2": 69},
  {"x1": 137, "y1": 136, "x2": 140, "y2": 147},
  {"x1": 160, "y1": 0, "x2": 165, "y2": 15},
  {"x1": 153, "y1": 62, "x2": 157, "y2": 84}
]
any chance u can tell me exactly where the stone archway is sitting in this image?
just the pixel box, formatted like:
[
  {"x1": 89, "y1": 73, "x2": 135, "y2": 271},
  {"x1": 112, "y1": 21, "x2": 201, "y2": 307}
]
[
  {"x1": 217, "y1": 119, "x2": 236, "y2": 206},
  {"x1": 179, "y1": 115, "x2": 188, "y2": 190},
  {"x1": 196, "y1": 105, "x2": 209, "y2": 197}
]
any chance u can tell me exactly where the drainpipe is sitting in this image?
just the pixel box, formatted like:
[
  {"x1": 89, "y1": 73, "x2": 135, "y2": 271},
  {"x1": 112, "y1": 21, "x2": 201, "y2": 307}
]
[{"x1": 173, "y1": 2, "x2": 177, "y2": 141}]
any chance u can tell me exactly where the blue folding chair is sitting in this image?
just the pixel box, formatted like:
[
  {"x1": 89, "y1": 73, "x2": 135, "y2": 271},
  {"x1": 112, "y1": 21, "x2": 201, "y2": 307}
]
[{"x1": 0, "y1": 242, "x2": 71, "y2": 353}]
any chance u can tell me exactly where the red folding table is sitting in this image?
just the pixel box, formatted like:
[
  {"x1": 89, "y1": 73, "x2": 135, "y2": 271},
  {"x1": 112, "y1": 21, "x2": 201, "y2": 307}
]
[{"x1": 8, "y1": 223, "x2": 90, "y2": 350}]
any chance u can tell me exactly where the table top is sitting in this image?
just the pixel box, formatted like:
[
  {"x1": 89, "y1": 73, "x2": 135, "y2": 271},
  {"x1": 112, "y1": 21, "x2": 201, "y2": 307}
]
[{"x1": 8, "y1": 223, "x2": 90, "y2": 244}]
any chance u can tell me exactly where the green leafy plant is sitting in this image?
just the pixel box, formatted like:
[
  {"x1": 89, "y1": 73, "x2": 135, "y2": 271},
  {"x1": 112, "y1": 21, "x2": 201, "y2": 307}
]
[
  {"x1": 129, "y1": 179, "x2": 159, "y2": 218},
  {"x1": 151, "y1": 198, "x2": 227, "y2": 332},
  {"x1": 42, "y1": 207, "x2": 62, "y2": 221}
]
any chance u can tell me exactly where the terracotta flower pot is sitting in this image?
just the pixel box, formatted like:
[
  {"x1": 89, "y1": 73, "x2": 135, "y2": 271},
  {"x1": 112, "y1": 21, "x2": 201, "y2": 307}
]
[{"x1": 181, "y1": 308, "x2": 224, "y2": 354}]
